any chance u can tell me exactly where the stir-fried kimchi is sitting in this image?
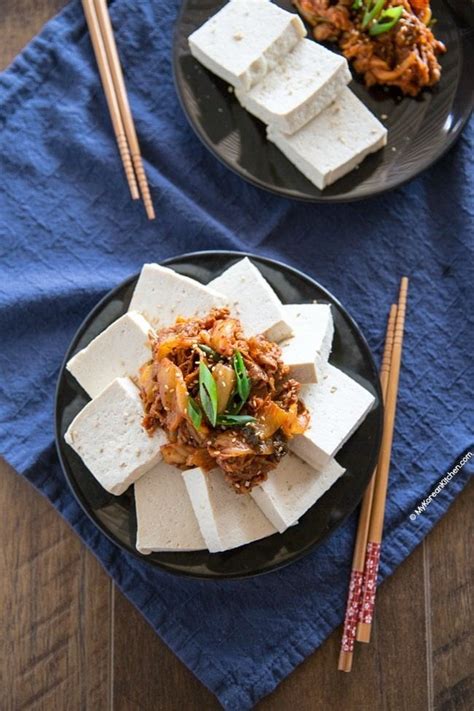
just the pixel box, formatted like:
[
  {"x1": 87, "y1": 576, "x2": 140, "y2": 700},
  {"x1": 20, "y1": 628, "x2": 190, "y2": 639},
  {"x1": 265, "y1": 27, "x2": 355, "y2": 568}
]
[
  {"x1": 294, "y1": 0, "x2": 445, "y2": 96},
  {"x1": 138, "y1": 308, "x2": 310, "y2": 493}
]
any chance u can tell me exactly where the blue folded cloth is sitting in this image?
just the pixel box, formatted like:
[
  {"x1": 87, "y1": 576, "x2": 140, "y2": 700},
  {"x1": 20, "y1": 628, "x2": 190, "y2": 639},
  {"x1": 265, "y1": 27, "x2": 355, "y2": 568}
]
[{"x1": 0, "y1": 0, "x2": 472, "y2": 708}]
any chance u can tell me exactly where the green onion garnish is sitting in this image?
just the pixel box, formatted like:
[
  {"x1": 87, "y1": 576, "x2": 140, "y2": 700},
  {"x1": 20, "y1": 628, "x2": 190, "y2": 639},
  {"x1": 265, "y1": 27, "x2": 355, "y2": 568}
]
[
  {"x1": 199, "y1": 362, "x2": 218, "y2": 426},
  {"x1": 369, "y1": 5, "x2": 403, "y2": 35},
  {"x1": 233, "y1": 351, "x2": 251, "y2": 403},
  {"x1": 216, "y1": 414, "x2": 256, "y2": 427},
  {"x1": 187, "y1": 396, "x2": 202, "y2": 430},
  {"x1": 198, "y1": 344, "x2": 219, "y2": 359},
  {"x1": 362, "y1": 0, "x2": 385, "y2": 28},
  {"x1": 352, "y1": 0, "x2": 363, "y2": 9}
]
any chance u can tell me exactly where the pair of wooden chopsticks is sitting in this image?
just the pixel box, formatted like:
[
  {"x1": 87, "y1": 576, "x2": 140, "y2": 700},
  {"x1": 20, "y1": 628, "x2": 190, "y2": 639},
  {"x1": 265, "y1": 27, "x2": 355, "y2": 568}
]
[
  {"x1": 82, "y1": 0, "x2": 155, "y2": 220},
  {"x1": 338, "y1": 277, "x2": 409, "y2": 672}
]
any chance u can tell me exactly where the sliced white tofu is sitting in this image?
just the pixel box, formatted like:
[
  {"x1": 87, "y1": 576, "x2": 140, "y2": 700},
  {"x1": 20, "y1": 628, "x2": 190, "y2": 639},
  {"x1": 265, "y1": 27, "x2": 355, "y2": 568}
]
[
  {"x1": 128, "y1": 263, "x2": 227, "y2": 328},
  {"x1": 188, "y1": 0, "x2": 306, "y2": 92},
  {"x1": 280, "y1": 303, "x2": 333, "y2": 383},
  {"x1": 290, "y1": 364, "x2": 375, "y2": 469},
  {"x1": 267, "y1": 87, "x2": 387, "y2": 190},
  {"x1": 251, "y1": 453, "x2": 345, "y2": 532},
  {"x1": 135, "y1": 461, "x2": 206, "y2": 554},
  {"x1": 208, "y1": 257, "x2": 292, "y2": 341},
  {"x1": 66, "y1": 311, "x2": 153, "y2": 399},
  {"x1": 183, "y1": 467, "x2": 277, "y2": 552},
  {"x1": 65, "y1": 377, "x2": 165, "y2": 496},
  {"x1": 235, "y1": 39, "x2": 351, "y2": 135}
]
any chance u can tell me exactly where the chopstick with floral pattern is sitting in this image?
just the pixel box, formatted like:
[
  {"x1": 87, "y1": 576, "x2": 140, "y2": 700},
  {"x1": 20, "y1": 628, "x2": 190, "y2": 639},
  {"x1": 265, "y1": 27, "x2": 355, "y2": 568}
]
[{"x1": 338, "y1": 302, "x2": 397, "y2": 671}]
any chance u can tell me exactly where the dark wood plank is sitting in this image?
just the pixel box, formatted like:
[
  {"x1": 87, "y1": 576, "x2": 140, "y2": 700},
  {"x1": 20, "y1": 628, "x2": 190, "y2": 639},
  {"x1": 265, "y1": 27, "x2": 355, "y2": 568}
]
[
  {"x1": 111, "y1": 521, "x2": 430, "y2": 711},
  {"x1": 429, "y1": 480, "x2": 474, "y2": 711},
  {"x1": 256, "y1": 539, "x2": 429, "y2": 710},
  {"x1": 0, "y1": 459, "x2": 111, "y2": 710},
  {"x1": 0, "y1": 0, "x2": 66, "y2": 71}
]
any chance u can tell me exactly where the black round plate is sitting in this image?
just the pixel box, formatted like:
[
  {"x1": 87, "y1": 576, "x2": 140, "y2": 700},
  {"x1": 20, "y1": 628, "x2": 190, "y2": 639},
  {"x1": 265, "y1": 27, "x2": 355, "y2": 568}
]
[
  {"x1": 173, "y1": 0, "x2": 474, "y2": 202},
  {"x1": 55, "y1": 252, "x2": 383, "y2": 579}
]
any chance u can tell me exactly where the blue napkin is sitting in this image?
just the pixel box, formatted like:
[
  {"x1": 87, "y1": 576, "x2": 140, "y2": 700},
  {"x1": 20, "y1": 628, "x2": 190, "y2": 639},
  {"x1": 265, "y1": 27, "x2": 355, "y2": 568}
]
[{"x1": 0, "y1": 0, "x2": 472, "y2": 708}]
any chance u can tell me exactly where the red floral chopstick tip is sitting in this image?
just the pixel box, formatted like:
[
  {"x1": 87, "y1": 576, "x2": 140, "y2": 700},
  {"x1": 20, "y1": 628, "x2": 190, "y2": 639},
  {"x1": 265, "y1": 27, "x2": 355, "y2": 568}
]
[
  {"x1": 338, "y1": 569, "x2": 364, "y2": 671},
  {"x1": 357, "y1": 540, "x2": 381, "y2": 642}
]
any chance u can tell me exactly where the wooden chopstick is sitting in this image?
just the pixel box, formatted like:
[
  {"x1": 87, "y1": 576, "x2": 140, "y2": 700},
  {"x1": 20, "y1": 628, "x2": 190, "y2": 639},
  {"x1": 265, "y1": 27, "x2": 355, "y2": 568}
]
[
  {"x1": 82, "y1": 0, "x2": 139, "y2": 201},
  {"x1": 93, "y1": 0, "x2": 155, "y2": 220},
  {"x1": 338, "y1": 303, "x2": 398, "y2": 672},
  {"x1": 357, "y1": 277, "x2": 409, "y2": 644}
]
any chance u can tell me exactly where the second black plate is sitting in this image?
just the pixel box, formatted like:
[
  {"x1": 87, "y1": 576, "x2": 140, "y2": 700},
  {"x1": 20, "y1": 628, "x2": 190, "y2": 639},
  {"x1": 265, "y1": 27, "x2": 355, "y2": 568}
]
[
  {"x1": 173, "y1": 0, "x2": 474, "y2": 202},
  {"x1": 55, "y1": 251, "x2": 382, "y2": 579}
]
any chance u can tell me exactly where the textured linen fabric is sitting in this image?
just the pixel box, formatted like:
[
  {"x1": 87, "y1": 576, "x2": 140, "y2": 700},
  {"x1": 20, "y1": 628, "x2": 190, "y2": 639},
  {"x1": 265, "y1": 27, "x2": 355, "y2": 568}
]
[{"x1": 0, "y1": 1, "x2": 473, "y2": 708}]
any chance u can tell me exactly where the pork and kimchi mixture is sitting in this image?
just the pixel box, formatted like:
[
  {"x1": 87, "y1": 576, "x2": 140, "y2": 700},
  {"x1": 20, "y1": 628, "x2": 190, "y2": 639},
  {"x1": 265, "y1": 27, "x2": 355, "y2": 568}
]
[
  {"x1": 138, "y1": 308, "x2": 310, "y2": 493},
  {"x1": 294, "y1": 0, "x2": 446, "y2": 96}
]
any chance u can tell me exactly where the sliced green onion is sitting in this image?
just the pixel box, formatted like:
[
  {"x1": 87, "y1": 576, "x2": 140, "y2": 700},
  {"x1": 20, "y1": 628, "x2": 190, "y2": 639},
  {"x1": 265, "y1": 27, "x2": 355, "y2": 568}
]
[
  {"x1": 362, "y1": 0, "x2": 385, "y2": 28},
  {"x1": 226, "y1": 391, "x2": 245, "y2": 415},
  {"x1": 216, "y1": 414, "x2": 256, "y2": 427},
  {"x1": 352, "y1": 0, "x2": 363, "y2": 9},
  {"x1": 198, "y1": 344, "x2": 219, "y2": 360},
  {"x1": 369, "y1": 6, "x2": 403, "y2": 35},
  {"x1": 233, "y1": 351, "x2": 251, "y2": 403},
  {"x1": 199, "y1": 362, "x2": 218, "y2": 426},
  {"x1": 187, "y1": 397, "x2": 202, "y2": 430}
]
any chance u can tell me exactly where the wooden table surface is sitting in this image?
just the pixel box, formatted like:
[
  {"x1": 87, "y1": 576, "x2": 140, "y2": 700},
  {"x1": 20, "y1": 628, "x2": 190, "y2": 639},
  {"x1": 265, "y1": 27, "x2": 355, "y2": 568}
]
[{"x1": 1, "y1": 3, "x2": 473, "y2": 709}]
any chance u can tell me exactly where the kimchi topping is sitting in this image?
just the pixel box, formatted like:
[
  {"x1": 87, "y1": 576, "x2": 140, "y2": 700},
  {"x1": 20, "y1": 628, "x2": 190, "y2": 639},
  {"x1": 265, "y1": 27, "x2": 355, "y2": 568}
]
[
  {"x1": 138, "y1": 308, "x2": 310, "y2": 493},
  {"x1": 294, "y1": 0, "x2": 446, "y2": 97}
]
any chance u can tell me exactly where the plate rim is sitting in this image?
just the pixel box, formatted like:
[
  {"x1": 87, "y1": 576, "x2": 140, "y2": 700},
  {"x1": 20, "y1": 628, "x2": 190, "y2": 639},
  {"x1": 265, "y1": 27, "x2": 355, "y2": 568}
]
[
  {"x1": 54, "y1": 250, "x2": 383, "y2": 580},
  {"x1": 172, "y1": 0, "x2": 474, "y2": 203}
]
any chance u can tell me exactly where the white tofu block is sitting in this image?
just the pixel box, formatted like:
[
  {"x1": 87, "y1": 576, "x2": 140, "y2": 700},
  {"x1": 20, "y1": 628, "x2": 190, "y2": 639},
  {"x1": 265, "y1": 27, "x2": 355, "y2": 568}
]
[
  {"x1": 207, "y1": 257, "x2": 292, "y2": 341},
  {"x1": 135, "y1": 461, "x2": 206, "y2": 554},
  {"x1": 290, "y1": 364, "x2": 375, "y2": 469},
  {"x1": 129, "y1": 263, "x2": 227, "y2": 328},
  {"x1": 267, "y1": 87, "x2": 387, "y2": 189},
  {"x1": 280, "y1": 303, "x2": 334, "y2": 383},
  {"x1": 183, "y1": 467, "x2": 277, "y2": 552},
  {"x1": 65, "y1": 378, "x2": 165, "y2": 496},
  {"x1": 251, "y1": 453, "x2": 345, "y2": 532},
  {"x1": 66, "y1": 312, "x2": 154, "y2": 399},
  {"x1": 235, "y1": 39, "x2": 351, "y2": 135},
  {"x1": 189, "y1": 0, "x2": 306, "y2": 91}
]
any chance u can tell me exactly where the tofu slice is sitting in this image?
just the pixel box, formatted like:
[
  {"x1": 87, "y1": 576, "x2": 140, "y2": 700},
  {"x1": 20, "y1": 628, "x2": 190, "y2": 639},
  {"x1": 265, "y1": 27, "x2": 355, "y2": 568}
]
[
  {"x1": 188, "y1": 0, "x2": 306, "y2": 92},
  {"x1": 280, "y1": 303, "x2": 334, "y2": 383},
  {"x1": 65, "y1": 378, "x2": 165, "y2": 496},
  {"x1": 235, "y1": 39, "x2": 351, "y2": 135},
  {"x1": 251, "y1": 453, "x2": 345, "y2": 532},
  {"x1": 183, "y1": 467, "x2": 277, "y2": 552},
  {"x1": 135, "y1": 462, "x2": 206, "y2": 554},
  {"x1": 128, "y1": 263, "x2": 227, "y2": 328},
  {"x1": 290, "y1": 364, "x2": 375, "y2": 469},
  {"x1": 208, "y1": 257, "x2": 292, "y2": 341},
  {"x1": 66, "y1": 311, "x2": 153, "y2": 399},
  {"x1": 267, "y1": 87, "x2": 387, "y2": 189}
]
